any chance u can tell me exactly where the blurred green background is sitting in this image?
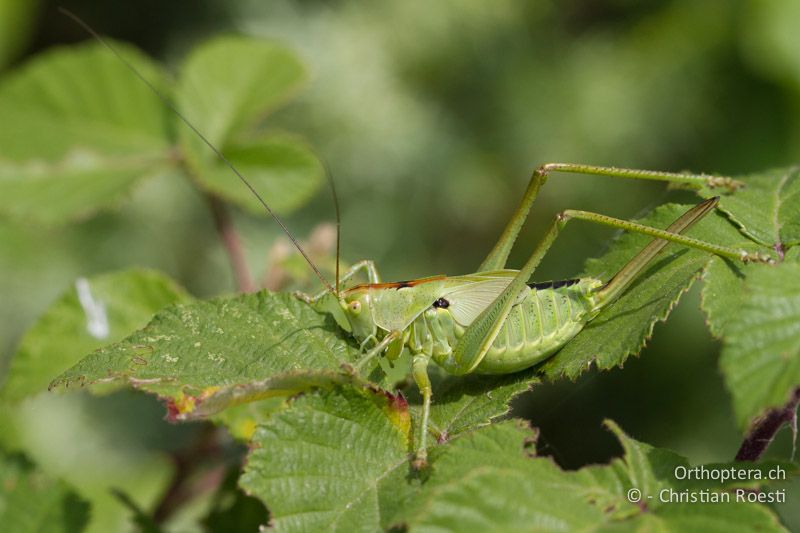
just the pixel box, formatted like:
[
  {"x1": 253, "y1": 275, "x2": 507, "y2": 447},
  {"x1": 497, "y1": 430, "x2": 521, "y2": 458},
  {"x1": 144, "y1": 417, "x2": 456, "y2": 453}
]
[{"x1": 1, "y1": 0, "x2": 799, "y2": 529}]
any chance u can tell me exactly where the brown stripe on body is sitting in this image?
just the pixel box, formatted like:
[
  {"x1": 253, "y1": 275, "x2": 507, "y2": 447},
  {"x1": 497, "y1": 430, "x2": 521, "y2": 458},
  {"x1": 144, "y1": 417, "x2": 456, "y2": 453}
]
[{"x1": 344, "y1": 276, "x2": 447, "y2": 293}]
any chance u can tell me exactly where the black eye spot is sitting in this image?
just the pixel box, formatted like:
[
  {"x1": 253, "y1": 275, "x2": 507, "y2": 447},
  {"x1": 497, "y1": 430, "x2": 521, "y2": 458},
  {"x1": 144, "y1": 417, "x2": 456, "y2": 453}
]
[{"x1": 433, "y1": 298, "x2": 450, "y2": 309}]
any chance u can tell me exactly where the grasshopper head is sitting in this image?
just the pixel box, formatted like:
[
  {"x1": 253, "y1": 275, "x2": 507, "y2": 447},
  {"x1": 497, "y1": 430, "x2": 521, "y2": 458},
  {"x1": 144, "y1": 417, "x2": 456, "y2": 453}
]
[{"x1": 340, "y1": 289, "x2": 377, "y2": 342}]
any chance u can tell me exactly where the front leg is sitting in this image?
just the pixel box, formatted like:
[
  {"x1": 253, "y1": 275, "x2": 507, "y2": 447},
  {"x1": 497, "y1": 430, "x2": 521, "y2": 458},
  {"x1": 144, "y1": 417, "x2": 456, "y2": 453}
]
[
  {"x1": 353, "y1": 330, "x2": 401, "y2": 372},
  {"x1": 295, "y1": 259, "x2": 381, "y2": 303}
]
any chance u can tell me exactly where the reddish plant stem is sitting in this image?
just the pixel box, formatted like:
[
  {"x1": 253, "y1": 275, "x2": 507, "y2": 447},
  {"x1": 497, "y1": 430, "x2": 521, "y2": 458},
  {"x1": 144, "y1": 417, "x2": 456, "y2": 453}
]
[
  {"x1": 735, "y1": 387, "x2": 800, "y2": 462},
  {"x1": 206, "y1": 194, "x2": 255, "y2": 293},
  {"x1": 153, "y1": 425, "x2": 226, "y2": 524}
]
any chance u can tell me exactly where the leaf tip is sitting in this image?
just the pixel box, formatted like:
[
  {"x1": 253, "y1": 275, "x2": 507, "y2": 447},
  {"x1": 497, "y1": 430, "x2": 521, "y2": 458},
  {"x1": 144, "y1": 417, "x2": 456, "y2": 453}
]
[
  {"x1": 601, "y1": 418, "x2": 624, "y2": 438},
  {"x1": 165, "y1": 386, "x2": 221, "y2": 421},
  {"x1": 372, "y1": 387, "x2": 411, "y2": 440},
  {"x1": 47, "y1": 373, "x2": 86, "y2": 392}
]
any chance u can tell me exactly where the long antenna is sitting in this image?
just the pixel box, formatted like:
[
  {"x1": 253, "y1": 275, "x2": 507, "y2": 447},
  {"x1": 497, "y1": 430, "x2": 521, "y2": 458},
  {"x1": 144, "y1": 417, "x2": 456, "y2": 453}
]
[
  {"x1": 320, "y1": 160, "x2": 341, "y2": 294},
  {"x1": 59, "y1": 7, "x2": 338, "y2": 296}
]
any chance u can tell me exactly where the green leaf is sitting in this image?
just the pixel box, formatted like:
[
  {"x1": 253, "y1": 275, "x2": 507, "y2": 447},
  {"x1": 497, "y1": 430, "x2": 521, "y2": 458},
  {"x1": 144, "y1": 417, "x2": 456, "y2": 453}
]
[
  {"x1": 406, "y1": 468, "x2": 603, "y2": 532},
  {"x1": 701, "y1": 255, "x2": 752, "y2": 338},
  {"x1": 542, "y1": 204, "x2": 760, "y2": 380},
  {"x1": 719, "y1": 259, "x2": 800, "y2": 428},
  {"x1": 50, "y1": 292, "x2": 362, "y2": 417},
  {"x1": 193, "y1": 133, "x2": 324, "y2": 217},
  {"x1": 240, "y1": 386, "x2": 411, "y2": 532},
  {"x1": 177, "y1": 36, "x2": 306, "y2": 148},
  {"x1": 8, "y1": 279, "x2": 206, "y2": 533},
  {"x1": 696, "y1": 167, "x2": 800, "y2": 248},
  {"x1": 0, "y1": 160, "x2": 168, "y2": 225},
  {"x1": 406, "y1": 420, "x2": 787, "y2": 531},
  {"x1": 411, "y1": 367, "x2": 537, "y2": 442},
  {"x1": 0, "y1": 452, "x2": 90, "y2": 533},
  {"x1": 241, "y1": 386, "x2": 786, "y2": 531},
  {"x1": 176, "y1": 37, "x2": 320, "y2": 215},
  {"x1": 623, "y1": 502, "x2": 787, "y2": 532},
  {"x1": 2, "y1": 269, "x2": 189, "y2": 402},
  {"x1": 0, "y1": 41, "x2": 171, "y2": 223},
  {"x1": 397, "y1": 421, "x2": 609, "y2": 530}
]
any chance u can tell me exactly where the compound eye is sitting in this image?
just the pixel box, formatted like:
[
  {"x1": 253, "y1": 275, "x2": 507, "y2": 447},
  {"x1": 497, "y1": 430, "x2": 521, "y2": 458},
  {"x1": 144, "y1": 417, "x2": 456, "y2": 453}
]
[{"x1": 349, "y1": 300, "x2": 361, "y2": 314}]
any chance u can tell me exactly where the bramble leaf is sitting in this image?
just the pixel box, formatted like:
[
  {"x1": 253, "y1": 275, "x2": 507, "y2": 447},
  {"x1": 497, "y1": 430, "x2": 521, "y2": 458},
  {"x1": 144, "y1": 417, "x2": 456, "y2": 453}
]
[
  {"x1": 410, "y1": 367, "x2": 537, "y2": 443},
  {"x1": 49, "y1": 291, "x2": 363, "y2": 417},
  {"x1": 0, "y1": 41, "x2": 171, "y2": 224},
  {"x1": 696, "y1": 166, "x2": 800, "y2": 248},
  {"x1": 177, "y1": 37, "x2": 322, "y2": 216},
  {"x1": 241, "y1": 386, "x2": 786, "y2": 531},
  {"x1": 717, "y1": 258, "x2": 800, "y2": 429},
  {"x1": 240, "y1": 386, "x2": 412, "y2": 532},
  {"x1": 177, "y1": 36, "x2": 306, "y2": 149},
  {"x1": 2, "y1": 269, "x2": 189, "y2": 402},
  {"x1": 2, "y1": 270, "x2": 191, "y2": 532},
  {"x1": 193, "y1": 132, "x2": 324, "y2": 217},
  {"x1": 700, "y1": 255, "x2": 753, "y2": 338},
  {"x1": 691, "y1": 169, "x2": 800, "y2": 430}
]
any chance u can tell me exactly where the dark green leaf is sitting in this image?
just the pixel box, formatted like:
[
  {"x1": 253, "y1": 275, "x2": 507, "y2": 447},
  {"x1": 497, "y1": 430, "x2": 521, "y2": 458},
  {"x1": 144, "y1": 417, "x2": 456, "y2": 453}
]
[
  {"x1": 0, "y1": 452, "x2": 90, "y2": 533},
  {"x1": 202, "y1": 468, "x2": 269, "y2": 532}
]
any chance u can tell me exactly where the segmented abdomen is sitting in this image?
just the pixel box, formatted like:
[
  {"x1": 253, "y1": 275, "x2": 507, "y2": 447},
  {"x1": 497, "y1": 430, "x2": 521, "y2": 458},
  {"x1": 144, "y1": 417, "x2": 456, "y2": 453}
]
[
  {"x1": 409, "y1": 278, "x2": 602, "y2": 374},
  {"x1": 475, "y1": 279, "x2": 602, "y2": 373}
]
